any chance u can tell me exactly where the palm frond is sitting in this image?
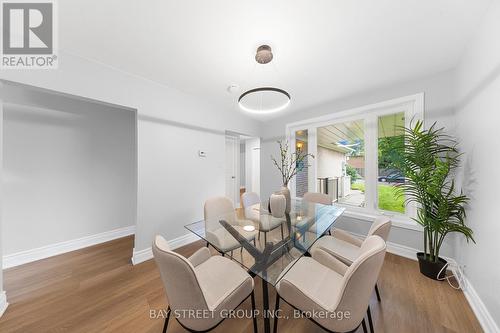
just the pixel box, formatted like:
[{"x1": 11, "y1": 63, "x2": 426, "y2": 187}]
[{"x1": 387, "y1": 120, "x2": 473, "y2": 262}]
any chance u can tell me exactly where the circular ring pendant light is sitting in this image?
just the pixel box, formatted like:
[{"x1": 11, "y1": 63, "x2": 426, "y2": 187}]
[
  {"x1": 238, "y1": 45, "x2": 291, "y2": 114},
  {"x1": 238, "y1": 87, "x2": 291, "y2": 114}
]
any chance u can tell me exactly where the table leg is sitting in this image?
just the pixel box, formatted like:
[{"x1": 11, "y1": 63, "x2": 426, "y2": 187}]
[{"x1": 261, "y1": 275, "x2": 271, "y2": 333}]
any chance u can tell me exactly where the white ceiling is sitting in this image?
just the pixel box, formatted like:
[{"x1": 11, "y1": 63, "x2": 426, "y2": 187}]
[{"x1": 59, "y1": 0, "x2": 491, "y2": 121}]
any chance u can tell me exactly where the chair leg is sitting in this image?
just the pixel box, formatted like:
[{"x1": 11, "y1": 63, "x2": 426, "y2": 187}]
[
  {"x1": 367, "y1": 306, "x2": 374, "y2": 333},
  {"x1": 375, "y1": 283, "x2": 381, "y2": 302},
  {"x1": 280, "y1": 224, "x2": 284, "y2": 239},
  {"x1": 258, "y1": 231, "x2": 261, "y2": 240},
  {"x1": 230, "y1": 250, "x2": 234, "y2": 257},
  {"x1": 250, "y1": 291, "x2": 258, "y2": 333},
  {"x1": 163, "y1": 306, "x2": 170, "y2": 333},
  {"x1": 273, "y1": 295, "x2": 280, "y2": 333},
  {"x1": 264, "y1": 232, "x2": 267, "y2": 245},
  {"x1": 253, "y1": 238, "x2": 256, "y2": 246},
  {"x1": 206, "y1": 241, "x2": 209, "y2": 248},
  {"x1": 361, "y1": 318, "x2": 368, "y2": 333}
]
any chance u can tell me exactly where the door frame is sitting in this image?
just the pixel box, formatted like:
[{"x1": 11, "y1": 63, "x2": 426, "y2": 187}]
[{"x1": 225, "y1": 134, "x2": 240, "y2": 205}]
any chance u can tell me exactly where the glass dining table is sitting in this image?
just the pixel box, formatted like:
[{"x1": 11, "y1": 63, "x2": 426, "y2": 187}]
[{"x1": 185, "y1": 198, "x2": 345, "y2": 333}]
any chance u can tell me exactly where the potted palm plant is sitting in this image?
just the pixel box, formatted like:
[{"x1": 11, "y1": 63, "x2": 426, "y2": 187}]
[
  {"x1": 390, "y1": 121, "x2": 474, "y2": 280},
  {"x1": 271, "y1": 140, "x2": 314, "y2": 213}
]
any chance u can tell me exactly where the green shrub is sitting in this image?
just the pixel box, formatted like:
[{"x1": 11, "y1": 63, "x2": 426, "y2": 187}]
[{"x1": 346, "y1": 165, "x2": 359, "y2": 184}]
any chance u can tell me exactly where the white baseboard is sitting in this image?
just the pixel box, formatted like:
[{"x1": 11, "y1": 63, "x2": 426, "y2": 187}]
[
  {"x1": 345, "y1": 229, "x2": 419, "y2": 260},
  {"x1": 0, "y1": 291, "x2": 8, "y2": 318},
  {"x1": 386, "y1": 246, "x2": 499, "y2": 332},
  {"x1": 131, "y1": 232, "x2": 200, "y2": 265},
  {"x1": 342, "y1": 228, "x2": 498, "y2": 332},
  {"x1": 131, "y1": 247, "x2": 153, "y2": 265},
  {"x1": 462, "y1": 277, "x2": 500, "y2": 333},
  {"x1": 386, "y1": 240, "x2": 419, "y2": 260},
  {"x1": 3, "y1": 225, "x2": 136, "y2": 269}
]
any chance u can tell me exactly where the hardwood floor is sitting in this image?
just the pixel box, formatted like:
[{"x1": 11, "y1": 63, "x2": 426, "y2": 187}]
[{"x1": 0, "y1": 236, "x2": 482, "y2": 333}]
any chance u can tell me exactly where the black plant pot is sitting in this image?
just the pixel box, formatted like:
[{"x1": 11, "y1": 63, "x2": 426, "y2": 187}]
[{"x1": 417, "y1": 252, "x2": 447, "y2": 280}]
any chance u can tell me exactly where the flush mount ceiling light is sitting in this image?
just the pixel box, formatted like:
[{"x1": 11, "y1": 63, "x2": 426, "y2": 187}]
[
  {"x1": 238, "y1": 45, "x2": 291, "y2": 114},
  {"x1": 255, "y1": 45, "x2": 273, "y2": 64}
]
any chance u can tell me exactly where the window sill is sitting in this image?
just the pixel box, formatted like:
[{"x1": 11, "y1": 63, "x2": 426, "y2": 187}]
[{"x1": 341, "y1": 208, "x2": 423, "y2": 232}]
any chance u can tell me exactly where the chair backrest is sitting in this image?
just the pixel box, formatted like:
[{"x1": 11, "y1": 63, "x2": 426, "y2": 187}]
[
  {"x1": 303, "y1": 192, "x2": 331, "y2": 205},
  {"x1": 152, "y1": 235, "x2": 208, "y2": 315},
  {"x1": 269, "y1": 193, "x2": 286, "y2": 218},
  {"x1": 368, "y1": 216, "x2": 392, "y2": 241},
  {"x1": 204, "y1": 196, "x2": 236, "y2": 230},
  {"x1": 241, "y1": 192, "x2": 260, "y2": 209},
  {"x1": 333, "y1": 236, "x2": 386, "y2": 332}
]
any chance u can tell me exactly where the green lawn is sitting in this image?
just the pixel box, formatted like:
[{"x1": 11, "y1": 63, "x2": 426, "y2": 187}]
[{"x1": 351, "y1": 182, "x2": 405, "y2": 213}]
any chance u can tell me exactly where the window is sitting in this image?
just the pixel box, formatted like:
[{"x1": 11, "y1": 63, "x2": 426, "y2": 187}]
[
  {"x1": 286, "y1": 94, "x2": 423, "y2": 221},
  {"x1": 317, "y1": 120, "x2": 365, "y2": 207},
  {"x1": 377, "y1": 112, "x2": 405, "y2": 213}
]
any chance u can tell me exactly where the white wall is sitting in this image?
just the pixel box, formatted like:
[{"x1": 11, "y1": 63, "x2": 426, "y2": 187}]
[
  {"x1": 239, "y1": 143, "x2": 246, "y2": 187},
  {"x1": 0, "y1": 51, "x2": 261, "y2": 259},
  {"x1": 0, "y1": 89, "x2": 6, "y2": 314},
  {"x1": 317, "y1": 146, "x2": 345, "y2": 179},
  {"x1": 261, "y1": 70, "x2": 456, "y2": 140},
  {"x1": 136, "y1": 118, "x2": 225, "y2": 247},
  {"x1": 454, "y1": 0, "x2": 500, "y2": 329},
  {"x1": 244, "y1": 138, "x2": 260, "y2": 195},
  {"x1": 260, "y1": 137, "x2": 283, "y2": 202},
  {"x1": 1, "y1": 84, "x2": 136, "y2": 255},
  {"x1": 260, "y1": 70, "x2": 457, "y2": 257}
]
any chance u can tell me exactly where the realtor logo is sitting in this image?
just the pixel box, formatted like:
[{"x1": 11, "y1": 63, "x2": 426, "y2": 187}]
[{"x1": 1, "y1": 0, "x2": 58, "y2": 68}]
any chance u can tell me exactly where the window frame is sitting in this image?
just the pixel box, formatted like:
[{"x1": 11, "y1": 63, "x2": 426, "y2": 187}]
[{"x1": 286, "y1": 93, "x2": 424, "y2": 230}]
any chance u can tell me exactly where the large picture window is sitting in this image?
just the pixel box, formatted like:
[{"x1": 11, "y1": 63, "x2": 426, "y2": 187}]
[{"x1": 287, "y1": 94, "x2": 423, "y2": 224}]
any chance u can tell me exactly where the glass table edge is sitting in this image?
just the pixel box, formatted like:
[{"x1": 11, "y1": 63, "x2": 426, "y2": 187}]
[{"x1": 184, "y1": 204, "x2": 346, "y2": 286}]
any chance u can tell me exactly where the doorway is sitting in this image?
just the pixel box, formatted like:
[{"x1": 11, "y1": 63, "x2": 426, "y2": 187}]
[
  {"x1": 225, "y1": 135, "x2": 239, "y2": 205},
  {"x1": 225, "y1": 133, "x2": 260, "y2": 206}
]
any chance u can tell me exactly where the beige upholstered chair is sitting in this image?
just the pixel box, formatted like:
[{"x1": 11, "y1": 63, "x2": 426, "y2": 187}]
[
  {"x1": 311, "y1": 216, "x2": 392, "y2": 264},
  {"x1": 241, "y1": 192, "x2": 260, "y2": 210},
  {"x1": 303, "y1": 191, "x2": 332, "y2": 205},
  {"x1": 204, "y1": 196, "x2": 258, "y2": 256},
  {"x1": 241, "y1": 192, "x2": 285, "y2": 244},
  {"x1": 302, "y1": 191, "x2": 333, "y2": 236},
  {"x1": 310, "y1": 216, "x2": 392, "y2": 306},
  {"x1": 274, "y1": 235, "x2": 387, "y2": 333},
  {"x1": 153, "y1": 235, "x2": 257, "y2": 333}
]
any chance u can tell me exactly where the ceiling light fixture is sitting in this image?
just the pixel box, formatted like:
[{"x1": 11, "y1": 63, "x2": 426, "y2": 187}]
[
  {"x1": 238, "y1": 87, "x2": 291, "y2": 114},
  {"x1": 255, "y1": 45, "x2": 273, "y2": 64},
  {"x1": 237, "y1": 45, "x2": 291, "y2": 114}
]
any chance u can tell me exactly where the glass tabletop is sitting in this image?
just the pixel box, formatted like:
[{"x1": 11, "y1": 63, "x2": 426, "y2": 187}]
[{"x1": 185, "y1": 198, "x2": 345, "y2": 286}]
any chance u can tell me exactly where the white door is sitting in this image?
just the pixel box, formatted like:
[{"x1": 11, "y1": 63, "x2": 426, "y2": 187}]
[
  {"x1": 251, "y1": 147, "x2": 260, "y2": 196},
  {"x1": 225, "y1": 136, "x2": 239, "y2": 204}
]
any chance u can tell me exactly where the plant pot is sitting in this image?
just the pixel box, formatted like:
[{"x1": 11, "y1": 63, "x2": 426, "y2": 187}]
[{"x1": 417, "y1": 252, "x2": 447, "y2": 280}]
